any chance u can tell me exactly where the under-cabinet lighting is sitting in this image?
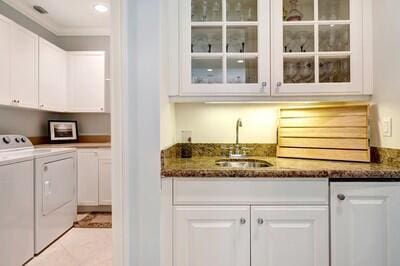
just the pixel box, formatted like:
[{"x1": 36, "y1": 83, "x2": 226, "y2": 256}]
[
  {"x1": 207, "y1": 68, "x2": 213, "y2": 72},
  {"x1": 237, "y1": 60, "x2": 244, "y2": 63}
]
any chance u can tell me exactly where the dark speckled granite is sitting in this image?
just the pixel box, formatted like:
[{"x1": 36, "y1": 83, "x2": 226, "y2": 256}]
[{"x1": 161, "y1": 144, "x2": 400, "y2": 179}]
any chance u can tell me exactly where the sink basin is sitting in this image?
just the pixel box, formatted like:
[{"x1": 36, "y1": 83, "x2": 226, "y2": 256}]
[{"x1": 215, "y1": 159, "x2": 272, "y2": 168}]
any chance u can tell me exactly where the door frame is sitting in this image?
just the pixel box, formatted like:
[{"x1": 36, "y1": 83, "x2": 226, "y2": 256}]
[{"x1": 111, "y1": 0, "x2": 162, "y2": 265}]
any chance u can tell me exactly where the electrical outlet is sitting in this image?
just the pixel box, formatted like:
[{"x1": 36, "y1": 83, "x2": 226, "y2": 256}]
[{"x1": 383, "y1": 117, "x2": 392, "y2": 137}]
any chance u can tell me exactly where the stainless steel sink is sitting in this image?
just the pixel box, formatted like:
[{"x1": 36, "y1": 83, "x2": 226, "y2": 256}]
[{"x1": 215, "y1": 159, "x2": 272, "y2": 168}]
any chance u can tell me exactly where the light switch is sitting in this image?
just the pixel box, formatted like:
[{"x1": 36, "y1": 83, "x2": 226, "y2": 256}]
[{"x1": 383, "y1": 117, "x2": 392, "y2": 137}]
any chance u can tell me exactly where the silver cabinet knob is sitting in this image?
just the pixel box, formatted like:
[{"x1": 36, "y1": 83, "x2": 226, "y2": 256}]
[
  {"x1": 277, "y1": 82, "x2": 282, "y2": 87},
  {"x1": 261, "y1": 81, "x2": 267, "y2": 91},
  {"x1": 257, "y1": 218, "x2": 264, "y2": 225},
  {"x1": 240, "y1": 218, "x2": 246, "y2": 224},
  {"x1": 337, "y1": 194, "x2": 346, "y2": 201}
]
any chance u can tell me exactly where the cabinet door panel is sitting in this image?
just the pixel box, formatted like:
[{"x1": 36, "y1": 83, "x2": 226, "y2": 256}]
[
  {"x1": 39, "y1": 38, "x2": 67, "y2": 112},
  {"x1": 98, "y1": 159, "x2": 111, "y2": 205},
  {"x1": 252, "y1": 206, "x2": 329, "y2": 266},
  {"x1": 180, "y1": 0, "x2": 270, "y2": 95},
  {"x1": 271, "y1": 0, "x2": 364, "y2": 95},
  {"x1": 331, "y1": 183, "x2": 400, "y2": 266},
  {"x1": 68, "y1": 52, "x2": 105, "y2": 112},
  {"x1": 0, "y1": 15, "x2": 11, "y2": 105},
  {"x1": 174, "y1": 206, "x2": 250, "y2": 266},
  {"x1": 10, "y1": 23, "x2": 38, "y2": 108},
  {"x1": 77, "y1": 150, "x2": 99, "y2": 206}
]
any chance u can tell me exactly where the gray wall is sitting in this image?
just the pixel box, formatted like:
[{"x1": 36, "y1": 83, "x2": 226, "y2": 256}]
[{"x1": 0, "y1": 1, "x2": 111, "y2": 137}]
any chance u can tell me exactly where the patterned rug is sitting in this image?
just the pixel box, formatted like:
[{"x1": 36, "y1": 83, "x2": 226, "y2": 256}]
[{"x1": 74, "y1": 212, "x2": 112, "y2": 228}]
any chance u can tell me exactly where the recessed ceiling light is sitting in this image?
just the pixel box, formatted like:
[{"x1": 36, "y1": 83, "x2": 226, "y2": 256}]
[
  {"x1": 94, "y1": 4, "x2": 108, "y2": 13},
  {"x1": 237, "y1": 60, "x2": 244, "y2": 63}
]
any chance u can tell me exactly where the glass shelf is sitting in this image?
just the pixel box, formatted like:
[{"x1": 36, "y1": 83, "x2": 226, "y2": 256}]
[
  {"x1": 319, "y1": 0, "x2": 349, "y2": 20},
  {"x1": 226, "y1": 26, "x2": 258, "y2": 53},
  {"x1": 226, "y1": 0, "x2": 258, "y2": 21},
  {"x1": 283, "y1": 25, "x2": 314, "y2": 53},
  {"x1": 192, "y1": 57, "x2": 223, "y2": 84},
  {"x1": 227, "y1": 57, "x2": 258, "y2": 83},
  {"x1": 192, "y1": 0, "x2": 223, "y2": 22}
]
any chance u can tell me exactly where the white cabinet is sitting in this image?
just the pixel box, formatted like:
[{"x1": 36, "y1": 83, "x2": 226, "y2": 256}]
[
  {"x1": 77, "y1": 148, "x2": 111, "y2": 206},
  {"x1": 10, "y1": 22, "x2": 38, "y2": 108},
  {"x1": 0, "y1": 15, "x2": 12, "y2": 105},
  {"x1": 252, "y1": 206, "x2": 329, "y2": 266},
  {"x1": 174, "y1": 0, "x2": 373, "y2": 98},
  {"x1": 174, "y1": 206, "x2": 250, "y2": 266},
  {"x1": 172, "y1": 179, "x2": 329, "y2": 266},
  {"x1": 179, "y1": 0, "x2": 270, "y2": 96},
  {"x1": 331, "y1": 182, "x2": 400, "y2": 266},
  {"x1": 68, "y1": 52, "x2": 106, "y2": 112},
  {"x1": 39, "y1": 38, "x2": 67, "y2": 112},
  {"x1": 77, "y1": 150, "x2": 99, "y2": 206},
  {"x1": 98, "y1": 150, "x2": 112, "y2": 205},
  {"x1": 271, "y1": 0, "x2": 366, "y2": 95}
]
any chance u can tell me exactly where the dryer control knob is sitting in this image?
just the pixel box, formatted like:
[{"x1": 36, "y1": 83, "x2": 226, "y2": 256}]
[
  {"x1": 2, "y1": 136, "x2": 11, "y2": 144},
  {"x1": 15, "y1": 138, "x2": 20, "y2": 143}
]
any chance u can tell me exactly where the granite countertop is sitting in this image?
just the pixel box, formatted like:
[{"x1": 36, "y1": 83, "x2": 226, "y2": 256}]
[
  {"x1": 161, "y1": 156, "x2": 400, "y2": 179},
  {"x1": 35, "y1": 142, "x2": 111, "y2": 149}
]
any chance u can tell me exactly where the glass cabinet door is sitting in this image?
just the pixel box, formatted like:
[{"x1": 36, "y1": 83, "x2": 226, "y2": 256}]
[
  {"x1": 181, "y1": 0, "x2": 269, "y2": 95},
  {"x1": 272, "y1": 0, "x2": 363, "y2": 95}
]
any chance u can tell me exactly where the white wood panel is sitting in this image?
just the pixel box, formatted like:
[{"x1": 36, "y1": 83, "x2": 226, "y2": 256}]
[
  {"x1": 39, "y1": 38, "x2": 67, "y2": 112},
  {"x1": 252, "y1": 206, "x2": 329, "y2": 266},
  {"x1": 77, "y1": 150, "x2": 99, "y2": 206},
  {"x1": 174, "y1": 178, "x2": 329, "y2": 205},
  {"x1": 68, "y1": 51, "x2": 105, "y2": 112},
  {"x1": 174, "y1": 206, "x2": 250, "y2": 266},
  {"x1": 0, "y1": 15, "x2": 12, "y2": 105},
  {"x1": 10, "y1": 23, "x2": 38, "y2": 108},
  {"x1": 161, "y1": 179, "x2": 173, "y2": 266},
  {"x1": 98, "y1": 159, "x2": 112, "y2": 205},
  {"x1": 331, "y1": 183, "x2": 400, "y2": 266}
]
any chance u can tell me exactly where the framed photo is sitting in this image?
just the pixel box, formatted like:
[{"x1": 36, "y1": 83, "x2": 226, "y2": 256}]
[{"x1": 48, "y1": 120, "x2": 79, "y2": 143}]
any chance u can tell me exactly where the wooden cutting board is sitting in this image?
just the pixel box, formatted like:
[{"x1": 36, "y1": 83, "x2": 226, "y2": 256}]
[{"x1": 277, "y1": 104, "x2": 370, "y2": 162}]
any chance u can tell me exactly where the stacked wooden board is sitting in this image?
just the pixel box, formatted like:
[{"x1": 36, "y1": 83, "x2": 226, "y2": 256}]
[{"x1": 277, "y1": 104, "x2": 370, "y2": 162}]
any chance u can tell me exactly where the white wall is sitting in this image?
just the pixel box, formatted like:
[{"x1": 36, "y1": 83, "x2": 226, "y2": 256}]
[
  {"x1": 160, "y1": 0, "x2": 176, "y2": 149},
  {"x1": 370, "y1": 0, "x2": 400, "y2": 149},
  {"x1": 175, "y1": 103, "x2": 279, "y2": 143}
]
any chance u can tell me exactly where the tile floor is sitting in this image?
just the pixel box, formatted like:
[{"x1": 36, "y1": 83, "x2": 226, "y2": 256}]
[{"x1": 26, "y1": 228, "x2": 112, "y2": 266}]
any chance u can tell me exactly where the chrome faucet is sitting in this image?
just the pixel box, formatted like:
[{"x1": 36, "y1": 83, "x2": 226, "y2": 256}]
[
  {"x1": 236, "y1": 118, "x2": 242, "y2": 146},
  {"x1": 230, "y1": 118, "x2": 245, "y2": 158}
]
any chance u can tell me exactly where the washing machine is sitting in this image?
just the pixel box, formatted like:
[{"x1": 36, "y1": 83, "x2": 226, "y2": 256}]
[{"x1": 0, "y1": 135, "x2": 77, "y2": 256}]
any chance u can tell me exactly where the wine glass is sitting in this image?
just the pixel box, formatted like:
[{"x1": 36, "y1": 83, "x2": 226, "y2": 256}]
[
  {"x1": 212, "y1": 1, "x2": 221, "y2": 21},
  {"x1": 298, "y1": 61, "x2": 314, "y2": 82},
  {"x1": 201, "y1": 0, "x2": 208, "y2": 21},
  {"x1": 284, "y1": 61, "x2": 298, "y2": 83},
  {"x1": 297, "y1": 31, "x2": 311, "y2": 52},
  {"x1": 235, "y1": 1, "x2": 243, "y2": 21},
  {"x1": 283, "y1": 30, "x2": 294, "y2": 53}
]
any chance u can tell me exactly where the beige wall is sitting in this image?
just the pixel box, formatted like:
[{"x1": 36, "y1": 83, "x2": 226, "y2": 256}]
[
  {"x1": 175, "y1": 103, "x2": 279, "y2": 144},
  {"x1": 370, "y1": 0, "x2": 400, "y2": 149}
]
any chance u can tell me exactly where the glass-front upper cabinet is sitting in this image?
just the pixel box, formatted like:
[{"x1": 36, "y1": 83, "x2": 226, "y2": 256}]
[
  {"x1": 180, "y1": 0, "x2": 269, "y2": 95},
  {"x1": 271, "y1": 0, "x2": 364, "y2": 95}
]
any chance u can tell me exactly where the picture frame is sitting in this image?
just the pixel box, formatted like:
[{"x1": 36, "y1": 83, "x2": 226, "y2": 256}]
[{"x1": 48, "y1": 120, "x2": 79, "y2": 143}]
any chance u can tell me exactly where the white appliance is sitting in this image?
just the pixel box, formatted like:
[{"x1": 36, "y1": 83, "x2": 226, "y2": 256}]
[
  {"x1": 0, "y1": 136, "x2": 34, "y2": 266},
  {"x1": 0, "y1": 135, "x2": 77, "y2": 257}
]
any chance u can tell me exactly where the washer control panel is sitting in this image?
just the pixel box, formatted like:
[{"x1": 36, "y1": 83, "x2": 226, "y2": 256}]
[{"x1": 0, "y1": 135, "x2": 33, "y2": 150}]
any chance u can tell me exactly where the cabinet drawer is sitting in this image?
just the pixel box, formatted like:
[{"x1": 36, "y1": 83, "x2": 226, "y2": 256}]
[{"x1": 173, "y1": 178, "x2": 329, "y2": 205}]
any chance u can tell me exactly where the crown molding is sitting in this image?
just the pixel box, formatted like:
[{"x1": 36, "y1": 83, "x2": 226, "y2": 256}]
[{"x1": 3, "y1": 0, "x2": 110, "y2": 36}]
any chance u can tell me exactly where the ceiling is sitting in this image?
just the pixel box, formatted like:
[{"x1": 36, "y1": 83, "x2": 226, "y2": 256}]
[{"x1": 3, "y1": 0, "x2": 111, "y2": 36}]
